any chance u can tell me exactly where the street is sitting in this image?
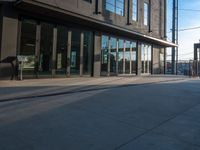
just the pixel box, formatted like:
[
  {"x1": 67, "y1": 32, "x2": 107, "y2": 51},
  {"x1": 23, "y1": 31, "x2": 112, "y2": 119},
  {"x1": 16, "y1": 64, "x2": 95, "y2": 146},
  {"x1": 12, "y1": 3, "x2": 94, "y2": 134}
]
[{"x1": 0, "y1": 76, "x2": 200, "y2": 150}]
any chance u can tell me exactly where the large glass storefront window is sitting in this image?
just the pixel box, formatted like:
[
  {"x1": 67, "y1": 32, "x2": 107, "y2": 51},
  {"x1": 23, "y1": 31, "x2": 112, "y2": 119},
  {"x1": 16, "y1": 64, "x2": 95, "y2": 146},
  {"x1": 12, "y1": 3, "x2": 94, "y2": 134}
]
[
  {"x1": 101, "y1": 36, "x2": 138, "y2": 75},
  {"x1": 20, "y1": 19, "x2": 37, "y2": 75},
  {"x1": 20, "y1": 17, "x2": 94, "y2": 78},
  {"x1": 101, "y1": 35, "x2": 109, "y2": 73},
  {"x1": 141, "y1": 44, "x2": 152, "y2": 74},
  {"x1": 56, "y1": 25, "x2": 68, "y2": 75},
  {"x1": 118, "y1": 39, "x2": 124, "y2": 74},
  {"x1": 110, "y1": 37, "x2": 117, "y2": 74},
  {"x1": 131, "y1": 41, "x2": 137, "y2": 74},
  {"x1": 39, "y1": 22, "x2": 54, "y2": 75},
  {"x1": 83, "y1": 31, "x2": 93, "y2": 75},
  {"x1": 71, "y1": 29, "x2": 81, "y2": 75}
]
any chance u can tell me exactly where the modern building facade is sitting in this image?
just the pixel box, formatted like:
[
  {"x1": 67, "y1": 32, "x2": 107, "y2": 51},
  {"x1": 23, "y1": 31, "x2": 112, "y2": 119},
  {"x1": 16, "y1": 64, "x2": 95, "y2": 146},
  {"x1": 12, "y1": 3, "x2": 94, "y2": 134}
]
[{"x1": 0, "y1": 0, "x2": 176, "y2": 79}]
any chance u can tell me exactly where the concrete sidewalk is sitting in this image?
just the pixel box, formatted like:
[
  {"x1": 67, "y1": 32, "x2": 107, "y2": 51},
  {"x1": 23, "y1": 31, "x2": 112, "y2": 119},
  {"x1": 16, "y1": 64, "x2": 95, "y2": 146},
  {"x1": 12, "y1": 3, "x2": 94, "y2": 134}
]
[{"x1": 0, "y1": 75, "x2": 188, "y2": 101}]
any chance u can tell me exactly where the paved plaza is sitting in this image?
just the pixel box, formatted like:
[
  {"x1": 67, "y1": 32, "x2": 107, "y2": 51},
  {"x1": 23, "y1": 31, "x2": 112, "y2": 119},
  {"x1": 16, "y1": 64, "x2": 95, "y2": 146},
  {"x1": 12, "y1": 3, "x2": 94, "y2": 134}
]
[{"x1": 0, "y1": 76, "x2": 200, "y2": 150}]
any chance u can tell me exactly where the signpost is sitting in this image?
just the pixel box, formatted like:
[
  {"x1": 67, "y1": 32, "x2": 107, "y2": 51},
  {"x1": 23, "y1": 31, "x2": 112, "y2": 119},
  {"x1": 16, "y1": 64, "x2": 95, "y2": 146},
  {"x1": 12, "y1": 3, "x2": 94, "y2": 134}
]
[{"x1": 17, "y1": 55, "x2": 28, "y2": 80}]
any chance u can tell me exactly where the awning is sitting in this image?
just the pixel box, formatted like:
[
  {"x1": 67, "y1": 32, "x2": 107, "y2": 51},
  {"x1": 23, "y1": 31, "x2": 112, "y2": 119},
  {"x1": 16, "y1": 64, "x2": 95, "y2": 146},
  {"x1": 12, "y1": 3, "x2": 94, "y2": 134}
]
[{"x1": 15, "y1": 0, "x2": 177, "y2": 47}]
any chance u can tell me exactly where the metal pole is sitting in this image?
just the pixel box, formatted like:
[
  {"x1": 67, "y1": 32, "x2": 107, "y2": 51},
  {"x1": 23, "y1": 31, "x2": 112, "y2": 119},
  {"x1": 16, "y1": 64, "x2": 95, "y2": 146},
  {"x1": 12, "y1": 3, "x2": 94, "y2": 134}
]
[
  {"x1": 176, "y1": 0, "x2": 178, "y2": 75},
  {"x1": 172, "y1": 0, "x2": 178, "y2": 75},
  {"x1": 172, "y1": 0, "x2": 175, "y2": 75}
]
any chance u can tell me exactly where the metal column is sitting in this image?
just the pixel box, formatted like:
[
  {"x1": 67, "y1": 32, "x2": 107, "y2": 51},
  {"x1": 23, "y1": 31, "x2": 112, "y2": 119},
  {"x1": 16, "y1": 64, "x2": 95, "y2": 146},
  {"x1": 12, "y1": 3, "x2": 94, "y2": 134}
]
[{"x1": 172, "y1": 0, "x2": 178, "y2": 75}]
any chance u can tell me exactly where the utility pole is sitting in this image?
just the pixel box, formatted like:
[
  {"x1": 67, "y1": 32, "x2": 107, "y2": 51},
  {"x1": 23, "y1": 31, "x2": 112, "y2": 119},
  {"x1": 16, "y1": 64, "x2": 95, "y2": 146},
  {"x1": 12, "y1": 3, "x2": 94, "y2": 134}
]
[{"x1": 172, "y1": 0, "x2": 178, "y2": 74}]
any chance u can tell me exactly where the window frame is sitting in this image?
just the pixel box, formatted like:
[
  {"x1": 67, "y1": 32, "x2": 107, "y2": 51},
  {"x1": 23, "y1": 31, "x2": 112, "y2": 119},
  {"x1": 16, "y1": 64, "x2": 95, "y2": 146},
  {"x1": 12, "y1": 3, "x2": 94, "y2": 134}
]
[
  {"x1": 144, "y1": 2, "x2": 149, "y2": 26},
  {"x1": 83, "y1": 0, "x2": 92, "y2": 3},
  {"x1": 132, "y1": 0, "x2": 138, "y2": 21},
  {"x1": 105, "y1": 0, "x2": 125, "y2": 16}
]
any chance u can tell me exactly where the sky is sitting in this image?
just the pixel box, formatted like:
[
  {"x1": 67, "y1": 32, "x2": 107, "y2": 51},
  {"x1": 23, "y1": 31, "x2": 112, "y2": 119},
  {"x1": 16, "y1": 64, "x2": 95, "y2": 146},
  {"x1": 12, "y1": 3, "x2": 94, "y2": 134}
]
[{"x1": 167, "y1": 0, "x2": 200, "y2": 61}]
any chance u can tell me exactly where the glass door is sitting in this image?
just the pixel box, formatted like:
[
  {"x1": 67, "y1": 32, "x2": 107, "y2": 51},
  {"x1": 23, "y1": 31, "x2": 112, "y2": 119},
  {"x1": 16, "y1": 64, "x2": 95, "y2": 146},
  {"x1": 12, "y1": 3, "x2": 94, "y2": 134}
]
[
  {"x1": 20, "y1": 19, "x2": 37, "y2": 76},
  {"x1": 131, "y1": 41, "x2": 137, "y2": 74},
  {"x1": 83, "y1": 31, "x2": 93, "y2": 75},
  {"x1": 56, "y1": 25, "x2": 68, "y2": 75},
  {"x1": 141, "y1": 44, "x2": 152, "y2": 74},
  {"x1": 118, "y1": 39, "x2": 124, "y2": 74},
  {"x1": 125, "y1": 41, "x2": 131, "y2": 74},
  {"x1": 70, "y1": 29, "x2": 81, "y2": 75},
  {"x1": 101, "y1": 35, "x2": 109, "y2": 74},
  {"x1": 39, "y1": 22, "x2": 54, "y2": 76},
  {"x1": 110, "y1": 37, "x2": 117, "y2": 74}
]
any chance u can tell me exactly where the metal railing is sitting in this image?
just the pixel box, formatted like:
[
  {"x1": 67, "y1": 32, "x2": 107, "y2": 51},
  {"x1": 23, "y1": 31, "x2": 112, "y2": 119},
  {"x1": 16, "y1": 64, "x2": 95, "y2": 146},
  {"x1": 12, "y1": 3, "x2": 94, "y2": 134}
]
[{"x1": 166, "y1": 60, "x2": 200, "y2": 77}]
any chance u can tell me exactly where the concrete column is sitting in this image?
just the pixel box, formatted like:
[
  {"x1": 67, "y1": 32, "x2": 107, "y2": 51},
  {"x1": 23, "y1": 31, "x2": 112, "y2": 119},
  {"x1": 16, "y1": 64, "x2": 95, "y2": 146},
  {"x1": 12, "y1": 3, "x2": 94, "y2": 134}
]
[
  {"x1": 107, "y1": 37, "x2": 111, "y2": 76},
  {"x1": 80, "y1": 32, "x2": 84, "y2": 76},
  {"x1": 123, "y1": 40, "x2": 125, "y2": 74},
  {"x1": 93, "y1": 31, "x2": 101, "y2": 77},
  {"x1": 0, "y1": 8, "x2": 18, "y2": 79},
  {"x1": 35, "y1": 23, "x2": 41, "y2": 78},
  {"x1": 67, "y1": 31, "x2": 72, "y2": 77},
  {"x1": 137, "y1": 43, "x2": 142, "y2": 76},
  {"x1": 52, "y1": 27, "x2": 57, "y2": 77},
  {"x1": 116, "y1": 40, "x2": 119, "y2": 75},
  {"x1": 130, "y1": 44, "x2": 132, "y2": 74}
]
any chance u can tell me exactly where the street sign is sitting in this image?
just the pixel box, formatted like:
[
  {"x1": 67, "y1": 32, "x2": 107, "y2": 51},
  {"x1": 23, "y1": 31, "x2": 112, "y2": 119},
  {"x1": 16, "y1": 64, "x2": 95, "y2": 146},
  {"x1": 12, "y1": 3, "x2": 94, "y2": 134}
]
[{"x1": 17, "y1": 55, "x2": 28, "y2": 80}]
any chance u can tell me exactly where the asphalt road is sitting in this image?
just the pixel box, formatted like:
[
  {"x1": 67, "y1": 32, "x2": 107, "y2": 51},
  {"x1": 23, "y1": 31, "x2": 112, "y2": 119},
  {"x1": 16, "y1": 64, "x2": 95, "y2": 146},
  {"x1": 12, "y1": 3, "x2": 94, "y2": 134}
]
[{"x1": 0, "y1": 77, "x2": 200, "y2": 150}]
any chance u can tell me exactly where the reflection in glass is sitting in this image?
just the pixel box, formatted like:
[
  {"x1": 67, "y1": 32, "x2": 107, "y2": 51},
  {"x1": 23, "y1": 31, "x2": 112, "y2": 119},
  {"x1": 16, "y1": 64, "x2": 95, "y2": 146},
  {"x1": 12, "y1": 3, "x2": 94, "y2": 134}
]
[
  {"x1": 118, "y1": 39, "x2": 124, "y2": 74},
  {"x1": 101, "y1": 35, "x2": 109, "y2": 72},
  {"x1": 20, "y1": 19, "x2": 37, "y2": 75},
  {"x1": 83, "y1": 31, "x2": 93, "y2": 75},
  {"x1": 110, "y1": 37, "x2": 117, "y2": 73},
  {"x1": 71, "y1": 29, "x2": 81, "y2": 75},
  {"x1": 160, "y1": 52, "x2": 164, "y2": 74},
  {"x1": 131, "y1": 41, "x2": 137, "y2": 74},
  {"x1": 125, "y1": 41, "x2": 130, "y2": 74},
  {"x1": 144, "y1": 2, "x2": 149, "y2": 26},
  {"x1": 56, "y1": 25, "x2": 68, "y2": 75},
  {"x1": 132, "y1": 0, "x2": 138, "y2": 21},
  {"x1": 141, "y1": 44, "x2": 151, "y2": 74},
  {"x1": 105, "y1": 0, "x2": 124, "y2": 16},
  {"x1": 39, "y1": 22, "x2": 54, "y2": 75}
]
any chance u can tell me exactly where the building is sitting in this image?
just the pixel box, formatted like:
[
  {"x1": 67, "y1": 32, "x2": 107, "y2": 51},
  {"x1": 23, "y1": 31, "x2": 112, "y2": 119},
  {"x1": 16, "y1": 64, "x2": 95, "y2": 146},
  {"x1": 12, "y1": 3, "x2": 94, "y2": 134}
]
[{"x1": 0, "y1": 0, "x2": 176, "y2": 79}]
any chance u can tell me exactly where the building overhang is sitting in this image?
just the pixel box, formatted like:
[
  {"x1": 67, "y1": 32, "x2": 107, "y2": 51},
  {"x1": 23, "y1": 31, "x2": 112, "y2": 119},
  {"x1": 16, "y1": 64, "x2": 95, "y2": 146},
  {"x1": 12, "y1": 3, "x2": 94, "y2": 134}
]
[{"x1": 15, "y1": 0, "x2": 177, "y2": 48}]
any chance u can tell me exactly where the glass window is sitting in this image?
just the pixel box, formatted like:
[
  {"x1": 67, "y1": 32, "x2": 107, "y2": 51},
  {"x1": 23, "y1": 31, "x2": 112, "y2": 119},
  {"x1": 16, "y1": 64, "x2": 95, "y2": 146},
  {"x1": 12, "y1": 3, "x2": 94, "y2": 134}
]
[
  {"x1": 144, "y1": 2, "x2": 149, "y2": 26},
  {"x1": 131, "y1": 41, "x2": 137, "y2": 74},
  {"x1": 56, "y1": 25, "x2": 68, "y2": 75},
  {"x1": 132, "y1": 0, "x2": 138, "y2": 21},
  {"x1": 110, "y1": 37, "x2": 117, "y2": 73},
  {"x1": 101, "y1": 35, "x2": 109, "y2": 72},
  {"x1": 39, "y1": 22, "x2": 54, "y2": 75},
  {"x1": 20, "y1": 19, "x2": 37, "y2": 75},
  {"x1": 141, "y1": 44, "x2": 151, "y2": 74},
  {"x1": 118, "y1": 39, "x2": 124, "y2": 73},
  {"x1": 71, "y1": 29, "x2": 81, "y2": 75},
  {"x1": 160, "y1": 51, "x2": 164, "y2": 74},
  {"x1": 83, "y1": 31, "x2": 93, "y2": 75},
  {"x1": 125, "y1": 41, "x2": 131, "y2": 74},
  {"x1": 106, "y1": 0, "x2": 125, "y2": 16}
]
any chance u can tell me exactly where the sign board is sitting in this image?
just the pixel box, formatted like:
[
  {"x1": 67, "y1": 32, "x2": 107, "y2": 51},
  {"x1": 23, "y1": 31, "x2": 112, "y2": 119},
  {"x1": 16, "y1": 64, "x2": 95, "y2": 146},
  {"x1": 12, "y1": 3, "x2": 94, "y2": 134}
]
[{"x1": 17, "y1": 55, "x2": 28, "y2": 62}]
